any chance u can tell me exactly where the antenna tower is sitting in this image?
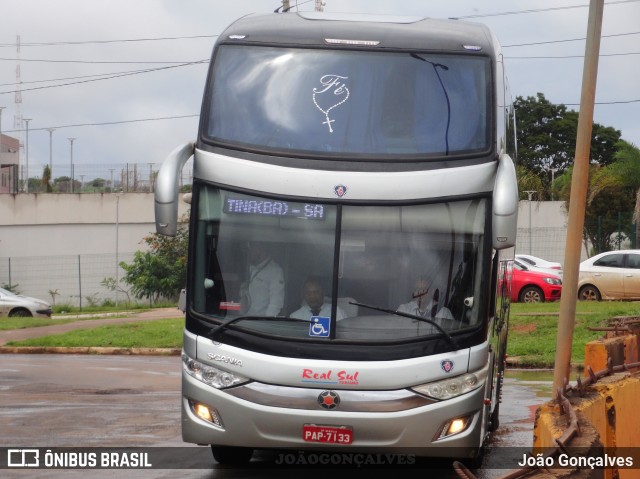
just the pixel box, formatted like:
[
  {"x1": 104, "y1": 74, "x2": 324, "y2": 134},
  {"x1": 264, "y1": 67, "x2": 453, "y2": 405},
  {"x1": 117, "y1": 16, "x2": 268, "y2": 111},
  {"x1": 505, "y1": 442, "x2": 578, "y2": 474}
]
[{"x1": 14, "y1": 35, "x2": 24, "y2": 154}]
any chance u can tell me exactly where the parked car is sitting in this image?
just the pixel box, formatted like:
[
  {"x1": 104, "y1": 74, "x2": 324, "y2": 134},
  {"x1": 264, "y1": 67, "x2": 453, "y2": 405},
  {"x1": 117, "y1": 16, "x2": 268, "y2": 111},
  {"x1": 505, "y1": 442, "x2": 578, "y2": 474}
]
[
  {"x1": 515, "y1": 254, "x2": 563, "y2": 279},
  {"x1": 578, "y1": 250, "x2": 640, "y2": 301},
  {"x1": 511, "y1": 261, "x2": 562, "y2": 303},
  {"x1": 0, "y1": 287, "x2": 53, "y2": 318}
]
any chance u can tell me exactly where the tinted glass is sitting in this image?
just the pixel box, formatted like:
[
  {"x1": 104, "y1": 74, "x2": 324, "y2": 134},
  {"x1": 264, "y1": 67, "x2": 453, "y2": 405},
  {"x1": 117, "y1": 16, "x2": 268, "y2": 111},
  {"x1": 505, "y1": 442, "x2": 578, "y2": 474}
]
[
  {"x1": 191, "y1": 185, "x2": 488, "y2": 344},
  {"x1": 206, "y1": 45, "x2": 491, "y2": 157},
  {"x1": 594, "y1": 254, "x2": 624, "y2": 268},
  {"x1": 627, "y1": 254, "x2": 640, "y2": 269}
]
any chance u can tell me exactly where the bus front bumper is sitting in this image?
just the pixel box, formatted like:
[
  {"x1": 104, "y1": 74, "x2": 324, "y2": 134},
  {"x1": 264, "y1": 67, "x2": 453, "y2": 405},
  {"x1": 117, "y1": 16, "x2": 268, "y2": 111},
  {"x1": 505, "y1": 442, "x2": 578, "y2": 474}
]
[{"x1": 181, "y1": 373, "x2": 488, "y2": 457}]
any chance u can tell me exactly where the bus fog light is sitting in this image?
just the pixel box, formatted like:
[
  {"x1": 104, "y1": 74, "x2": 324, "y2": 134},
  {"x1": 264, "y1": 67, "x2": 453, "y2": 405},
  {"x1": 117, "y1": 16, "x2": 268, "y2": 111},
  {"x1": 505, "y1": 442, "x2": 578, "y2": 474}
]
[
  {"x1": 189, "y1": 400, "x2": 224, "y2": 428},
  {"x1": 437, "y1": 415, "x2": 471, "y2": 439}
]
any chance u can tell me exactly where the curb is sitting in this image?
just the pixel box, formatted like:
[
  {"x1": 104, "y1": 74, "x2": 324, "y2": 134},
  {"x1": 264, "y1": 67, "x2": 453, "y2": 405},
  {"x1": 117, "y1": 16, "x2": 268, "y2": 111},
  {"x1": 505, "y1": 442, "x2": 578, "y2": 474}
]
[{"x1": 0, "y1": 346, "x2": 181, "y2": 356}]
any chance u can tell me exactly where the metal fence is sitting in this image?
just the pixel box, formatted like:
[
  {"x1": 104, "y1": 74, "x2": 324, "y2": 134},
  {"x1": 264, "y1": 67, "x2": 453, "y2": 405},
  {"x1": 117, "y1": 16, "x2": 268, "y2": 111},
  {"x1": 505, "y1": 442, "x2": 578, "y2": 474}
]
[
  {"x1": 2, "y1": 160, "x2": 193, "y2": 194},
  {"x1": 0, "y1": 252, "x2": 137, "y2": 309}
]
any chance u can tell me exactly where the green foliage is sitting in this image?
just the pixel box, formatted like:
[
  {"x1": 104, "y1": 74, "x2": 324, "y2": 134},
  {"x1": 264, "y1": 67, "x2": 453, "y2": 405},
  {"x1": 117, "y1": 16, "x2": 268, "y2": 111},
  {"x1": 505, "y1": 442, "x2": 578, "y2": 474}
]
[
  {"x1": 2, "y1": 283, "x2": 20, "y2": 294},
  {"x1": 508, "y1": 301, "x2": 640, "y2": 367},
  {"x1": 514, "y1": 93, "x2": 621, "y2": 200},
  {"x1": 119, "y1": 216, "x2": 189, "y2": 303},
  {"x1": 555, "y1": 141, "x2": 640, "y2": 253},
  {"x1": 516, "y1": 165, "x2": 544, "y2": 201},
  {"x1": 42, "y1": 165, "x2": 53, "y2": 192}
]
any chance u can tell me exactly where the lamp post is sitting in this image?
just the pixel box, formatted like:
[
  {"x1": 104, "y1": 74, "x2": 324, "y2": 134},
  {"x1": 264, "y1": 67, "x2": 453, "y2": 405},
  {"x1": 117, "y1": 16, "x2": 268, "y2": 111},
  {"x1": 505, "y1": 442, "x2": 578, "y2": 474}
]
[
  {"x1": 47, "y1": 128, "x2": 55, "y2": 179},
  {"x1": 0, "y1": 106, "x2": 5, "y2": 154},
  {"x1": 524, "y1": 190, "x2": 536, "y2": 255},
  {"x1": 550, "y1": 168, "x2": 558, "y2": 201},
  {"x1": 115, "y1": 192, "x2": 123, "y2": 307},
  {"x1": 23, "y1": 118, "x2": 32, "y2": 193},
  {"x1": 67, "y1": 137, "x2": 76, "y2": 193}
]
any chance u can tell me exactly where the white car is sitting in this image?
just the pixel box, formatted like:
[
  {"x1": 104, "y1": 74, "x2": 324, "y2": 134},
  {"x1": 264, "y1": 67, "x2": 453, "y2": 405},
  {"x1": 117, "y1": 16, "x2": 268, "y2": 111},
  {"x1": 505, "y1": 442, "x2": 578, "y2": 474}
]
[
  {"x1": 578, "y1": 250, "x2": 640, "y2": 301},
  {"x1": 515, "y1": 254, "x2": 563, "y2": 279},
  {"x1": 0, "y1": 287, "x2": 53, "y2": 318}
]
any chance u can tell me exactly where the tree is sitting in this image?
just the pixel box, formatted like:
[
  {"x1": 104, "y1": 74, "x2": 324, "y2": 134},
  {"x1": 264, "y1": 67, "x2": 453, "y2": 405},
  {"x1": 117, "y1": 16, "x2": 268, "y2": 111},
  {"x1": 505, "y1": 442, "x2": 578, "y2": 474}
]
[
  {"x1": 42, "y1": 165, "x2": 53, "y2": 192},
  {"x1": 119, "y1": 214, "x2": 189, "y2": 303},
  {"x1": 556, "y1": 141, "x2": 640, "y2": 254},
  {"x1": 514, "y1": 93, "x2": 621, "y2": 199},
  {"x1": 593, "y1": 140, "x2": 640, "y2": 248},
  {"x1": 516, "y1": 165, "x2": 544, "y2": 201}
]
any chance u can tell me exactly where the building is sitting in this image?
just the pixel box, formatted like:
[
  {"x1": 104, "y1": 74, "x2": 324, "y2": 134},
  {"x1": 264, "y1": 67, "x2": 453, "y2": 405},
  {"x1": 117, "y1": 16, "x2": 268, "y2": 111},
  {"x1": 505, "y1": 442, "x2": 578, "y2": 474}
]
[{"x1": 0, "y1": 133, "x2": 19, "y2": 194}]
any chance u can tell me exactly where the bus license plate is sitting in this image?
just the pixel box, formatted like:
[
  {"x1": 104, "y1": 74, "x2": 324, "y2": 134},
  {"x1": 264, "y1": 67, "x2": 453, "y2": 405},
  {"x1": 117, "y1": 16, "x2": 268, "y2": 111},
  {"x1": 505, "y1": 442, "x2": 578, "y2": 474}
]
[{"x1": 303, "y1": 424, "x2": 353, "y2": 444}]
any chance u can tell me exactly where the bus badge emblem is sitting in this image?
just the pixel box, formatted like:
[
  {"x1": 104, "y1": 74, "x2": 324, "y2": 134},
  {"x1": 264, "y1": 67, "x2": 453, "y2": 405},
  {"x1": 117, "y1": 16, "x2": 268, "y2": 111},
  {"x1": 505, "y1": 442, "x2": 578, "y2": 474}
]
[
  {"x1": 441, "y1": 360, "x2": 454, "y2": 373},
  {"x1": 334, "y1": 185, "x2": 347, "y2": 197},
  {"x1": 318, "y1": 390, "x2": 340, "y2": 410}
]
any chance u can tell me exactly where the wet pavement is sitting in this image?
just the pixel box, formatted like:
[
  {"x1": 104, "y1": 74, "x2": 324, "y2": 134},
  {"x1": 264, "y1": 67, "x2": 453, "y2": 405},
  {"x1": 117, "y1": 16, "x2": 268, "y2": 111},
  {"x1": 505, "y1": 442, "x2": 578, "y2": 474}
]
[
  {"x1": 0, "y1": 354, "x2": 554, "y2": 478},
  {"x1": 0, "y1": 308, "x2": 182, "y2": 346}
]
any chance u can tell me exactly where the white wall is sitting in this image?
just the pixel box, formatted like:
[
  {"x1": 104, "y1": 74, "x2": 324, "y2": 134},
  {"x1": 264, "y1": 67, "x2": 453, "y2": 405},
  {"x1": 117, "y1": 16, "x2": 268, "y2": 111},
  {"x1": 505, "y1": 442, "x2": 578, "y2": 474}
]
[{"x1": 0, "y1": 193, "x2": 190, "y2": 257}]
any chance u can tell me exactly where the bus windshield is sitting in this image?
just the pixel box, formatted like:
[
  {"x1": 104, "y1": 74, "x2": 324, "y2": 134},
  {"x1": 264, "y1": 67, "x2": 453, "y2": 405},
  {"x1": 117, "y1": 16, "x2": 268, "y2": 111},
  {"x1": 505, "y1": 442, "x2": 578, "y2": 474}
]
[
  {"x1": 205, "y1": 45, "x2": 491, "y2": 157},
  {"x1": 191, "y1": 185, "x2": 489, "y2": 343}
]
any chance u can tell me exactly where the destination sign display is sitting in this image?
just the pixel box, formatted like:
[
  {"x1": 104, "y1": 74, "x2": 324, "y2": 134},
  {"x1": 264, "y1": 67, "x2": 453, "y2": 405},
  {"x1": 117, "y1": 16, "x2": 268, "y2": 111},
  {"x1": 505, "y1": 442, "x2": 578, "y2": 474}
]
[{"x1": 223, "y1": 196, "x2": 325, "y2": 220}]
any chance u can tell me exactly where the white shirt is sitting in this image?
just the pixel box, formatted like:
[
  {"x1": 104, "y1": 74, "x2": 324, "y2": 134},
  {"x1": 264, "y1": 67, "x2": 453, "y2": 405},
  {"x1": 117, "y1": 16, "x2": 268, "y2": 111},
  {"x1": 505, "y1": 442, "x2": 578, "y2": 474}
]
[
  {"x1": 246, "y1": 258, "x2": 285, "y2": 316},
  {"x1": 396, "y1": 299, "x2": 454, "y2": 320},
  {"x1": 290, "y1": 302, "x2": 346, "y2": 321}
]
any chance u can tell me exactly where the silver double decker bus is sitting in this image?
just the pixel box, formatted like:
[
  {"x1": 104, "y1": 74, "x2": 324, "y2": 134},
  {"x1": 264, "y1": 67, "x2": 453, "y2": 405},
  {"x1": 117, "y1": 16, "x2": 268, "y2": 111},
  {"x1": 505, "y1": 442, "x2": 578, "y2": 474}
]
[{"x1": 155, "y1": 11, "x2": 518, "y2": 466}]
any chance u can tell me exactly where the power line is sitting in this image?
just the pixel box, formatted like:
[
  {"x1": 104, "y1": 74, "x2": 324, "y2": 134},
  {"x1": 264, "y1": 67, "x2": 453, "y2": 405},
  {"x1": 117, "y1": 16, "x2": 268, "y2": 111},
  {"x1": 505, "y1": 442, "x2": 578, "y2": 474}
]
[
  {"x1": 503, "y1": 30, "x2": 640, "y2": 48},
  {"x1": 0, "y1": 66, "x2": 184, "y2": 87},
  {"x1": 506, "y1": 51, "x2": 640, "y2": 59},
  {"x1": 4, "y1": 114, "x2": 200, "y2": 134},
  {"x1": 0, "y1": 34, "x2": 218, "y2": 48},
  {"x1": 0, "y1": 57, "x2": 205, "y2": 64},
  {"x1": 0, "y1": 61, "x2": 209, "y2": 95},
  {"x1": 455, "y1": 0, "x2": 639, "y2": 19}
]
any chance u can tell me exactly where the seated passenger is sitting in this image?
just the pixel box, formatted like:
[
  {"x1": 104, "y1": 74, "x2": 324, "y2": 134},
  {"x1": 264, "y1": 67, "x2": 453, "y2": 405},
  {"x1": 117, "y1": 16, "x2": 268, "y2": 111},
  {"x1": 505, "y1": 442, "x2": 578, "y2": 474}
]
[
  {"x1": 397, "y1": 278, "x2": 453, "y2": 320},
  {"x1": 290, "y1": 276, "x2": 346, "y2": 321}
]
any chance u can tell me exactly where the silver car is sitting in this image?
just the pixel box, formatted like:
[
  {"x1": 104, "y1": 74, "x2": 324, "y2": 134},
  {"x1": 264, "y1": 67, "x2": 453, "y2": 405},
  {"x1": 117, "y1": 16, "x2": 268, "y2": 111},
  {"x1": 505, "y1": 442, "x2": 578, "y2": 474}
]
[{"x1": 0, "y1": 287, "x2": 53, "y2": 318}]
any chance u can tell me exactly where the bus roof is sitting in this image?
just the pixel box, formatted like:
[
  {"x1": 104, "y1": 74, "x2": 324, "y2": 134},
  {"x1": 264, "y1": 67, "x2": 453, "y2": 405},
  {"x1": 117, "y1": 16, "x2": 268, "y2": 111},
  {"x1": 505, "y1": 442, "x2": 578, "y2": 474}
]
[{"x1": 217, "y1": 12, "x2": 498, "y2": 55}]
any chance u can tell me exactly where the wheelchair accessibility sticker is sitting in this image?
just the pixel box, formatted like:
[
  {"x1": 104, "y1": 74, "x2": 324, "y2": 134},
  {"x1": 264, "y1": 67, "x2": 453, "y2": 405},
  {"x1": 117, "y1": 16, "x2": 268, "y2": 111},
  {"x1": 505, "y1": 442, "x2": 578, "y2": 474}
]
[{"x1": 309, "y1": 316, "x2": 331, "y2": 337}]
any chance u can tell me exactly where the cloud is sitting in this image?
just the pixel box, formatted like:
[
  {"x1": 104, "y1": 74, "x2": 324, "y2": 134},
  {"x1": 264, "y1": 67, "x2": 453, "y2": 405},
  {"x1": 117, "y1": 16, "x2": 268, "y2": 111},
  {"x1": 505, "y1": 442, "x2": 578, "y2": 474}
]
[{"x1": 1, "y1": 0, "x2": 637, "y2": 179}]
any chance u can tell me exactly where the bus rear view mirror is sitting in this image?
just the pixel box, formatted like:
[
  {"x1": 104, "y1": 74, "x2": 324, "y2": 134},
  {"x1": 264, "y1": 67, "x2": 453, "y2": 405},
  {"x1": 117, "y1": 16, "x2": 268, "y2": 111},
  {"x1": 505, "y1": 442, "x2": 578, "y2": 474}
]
[
  {"x1": 155, "y1": 142, "x2": 195, "y2": 236},
  {"x1": 492, "y1": 154, "x2": 518, "y2": 250}
]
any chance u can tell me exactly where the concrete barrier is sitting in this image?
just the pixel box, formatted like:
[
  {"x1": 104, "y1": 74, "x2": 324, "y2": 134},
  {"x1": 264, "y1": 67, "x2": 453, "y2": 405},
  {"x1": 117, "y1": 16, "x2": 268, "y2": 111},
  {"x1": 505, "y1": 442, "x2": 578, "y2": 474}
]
[{"x1": 529, "y1": 317, "x2": 640, "y2": 479}]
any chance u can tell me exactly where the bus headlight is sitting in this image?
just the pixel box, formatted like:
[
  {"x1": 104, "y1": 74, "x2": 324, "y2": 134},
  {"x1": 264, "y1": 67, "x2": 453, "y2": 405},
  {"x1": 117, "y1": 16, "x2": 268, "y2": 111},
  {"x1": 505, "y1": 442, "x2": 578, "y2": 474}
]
[
  {"x1": 411, "y1": 363, "x2": 489, "y2": 400},
  {"x1": 182, "y1": 351, "x2": 249, "y2": 389}
]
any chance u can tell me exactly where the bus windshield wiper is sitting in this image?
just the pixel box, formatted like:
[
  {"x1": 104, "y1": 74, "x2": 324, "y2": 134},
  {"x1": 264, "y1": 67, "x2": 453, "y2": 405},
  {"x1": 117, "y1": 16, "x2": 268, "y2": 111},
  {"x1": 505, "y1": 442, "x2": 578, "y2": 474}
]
[
  {"x1": 209, "y1": 315, "x2": 311, "y2": 340},
  {"x1": 410, "y1": 53, "x2": 451, "y2": 155},
  {"x1": 348, "y1": 301, "x2": 459, "y2": 349}
]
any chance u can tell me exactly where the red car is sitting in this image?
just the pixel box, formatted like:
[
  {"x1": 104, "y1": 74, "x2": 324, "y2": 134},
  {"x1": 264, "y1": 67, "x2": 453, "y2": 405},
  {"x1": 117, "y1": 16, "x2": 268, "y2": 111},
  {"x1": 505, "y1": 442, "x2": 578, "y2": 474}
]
[{"x1": 511, "y1": 260, "x2": 562, "y2": 303}]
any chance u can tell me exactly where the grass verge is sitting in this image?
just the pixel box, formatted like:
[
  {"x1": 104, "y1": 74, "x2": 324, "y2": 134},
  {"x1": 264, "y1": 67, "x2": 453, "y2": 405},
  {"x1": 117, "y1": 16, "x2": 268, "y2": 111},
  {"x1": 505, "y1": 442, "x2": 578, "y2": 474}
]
[
  {"x1": 6, "y1": 301, "x2": 640, "y2": 367},
  {"x1": 508, "y1": 300, "x2": 640, "y2": 367},
  {"x1": 6, "y1": 318, "x2": 183, "y2": 349},
  {"x1": 0, "y1": 313, "x2": 138, "y2": 332}
]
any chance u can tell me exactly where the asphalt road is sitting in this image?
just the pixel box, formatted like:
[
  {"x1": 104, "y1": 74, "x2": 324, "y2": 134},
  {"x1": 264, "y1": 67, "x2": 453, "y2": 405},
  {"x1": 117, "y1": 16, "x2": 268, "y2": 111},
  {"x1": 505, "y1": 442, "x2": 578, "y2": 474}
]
[{"x1": 0, "y1": 354, "x2": 552, "y2": 479}]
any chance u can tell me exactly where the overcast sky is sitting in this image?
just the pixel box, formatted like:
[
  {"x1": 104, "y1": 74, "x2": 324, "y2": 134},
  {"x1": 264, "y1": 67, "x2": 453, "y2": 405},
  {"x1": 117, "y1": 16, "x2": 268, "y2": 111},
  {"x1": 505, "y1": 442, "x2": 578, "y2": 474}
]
[{"x1": 0, "y1": 0, "x2": 638, "y2": 181}]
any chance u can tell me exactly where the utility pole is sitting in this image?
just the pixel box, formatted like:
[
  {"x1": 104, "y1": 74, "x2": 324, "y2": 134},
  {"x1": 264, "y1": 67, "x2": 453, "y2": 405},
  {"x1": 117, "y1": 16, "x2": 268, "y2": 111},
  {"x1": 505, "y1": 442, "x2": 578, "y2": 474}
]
[
  {"x1": 0, "y1": 106, "x2": 5, "y2": 161},
  {"x1": 553, "y1": 0, "x2": 604, "y2": 395},
  {"x1": 47, "y1": 128, "x2": 55, "y2": 179},
  {"x1": 68, "y1": 137, "x2": 76, "y2": 193},
  {"x1": 524, "y1": 191, "x2": 536, "y2": 255},
  {"x1": 23, "y1": 118, "x2": 31, "y2": 193}
]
